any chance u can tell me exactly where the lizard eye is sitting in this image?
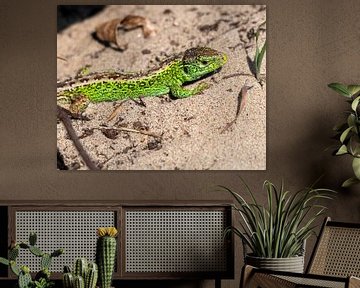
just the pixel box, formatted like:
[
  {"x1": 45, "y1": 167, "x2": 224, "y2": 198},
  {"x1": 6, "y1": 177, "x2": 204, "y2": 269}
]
[{"x1": 200, "y1": 60, "x2": 209, "y2": 65}]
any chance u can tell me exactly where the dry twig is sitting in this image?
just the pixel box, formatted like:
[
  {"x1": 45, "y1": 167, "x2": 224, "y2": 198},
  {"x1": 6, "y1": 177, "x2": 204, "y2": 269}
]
[{"x1": 57, "y1": 105, "x2": 100, "y2": 170}]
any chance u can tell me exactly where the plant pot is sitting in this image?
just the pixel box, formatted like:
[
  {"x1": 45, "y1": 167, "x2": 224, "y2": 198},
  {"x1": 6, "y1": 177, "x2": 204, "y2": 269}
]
[{"x1": 245, "y1": 254, "x2": 305, "y2": 273}]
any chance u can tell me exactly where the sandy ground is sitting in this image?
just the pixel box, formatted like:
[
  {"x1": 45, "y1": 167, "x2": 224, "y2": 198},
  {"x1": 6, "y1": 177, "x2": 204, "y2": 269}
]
[{"x1": 57, "y1": 5, "x2": 266, "y2": 170}]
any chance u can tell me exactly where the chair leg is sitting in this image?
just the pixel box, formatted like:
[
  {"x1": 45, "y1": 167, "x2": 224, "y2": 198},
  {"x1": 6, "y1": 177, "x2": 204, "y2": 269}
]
[
  {"x1": 215, "y1": 278, "x2": 221, "y2": 288},
  {"x1": 240, "y1": 265, "x2": 255, "y2": 288}
]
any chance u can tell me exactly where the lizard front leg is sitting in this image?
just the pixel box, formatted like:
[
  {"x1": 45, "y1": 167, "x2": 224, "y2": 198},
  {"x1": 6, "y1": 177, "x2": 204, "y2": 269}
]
[
  {"x1": 170, "y1": 82, "x2": 210, "y2": 98},
  {"x1": 69, "y1": 94, "x2": 91, "y2": 114}
]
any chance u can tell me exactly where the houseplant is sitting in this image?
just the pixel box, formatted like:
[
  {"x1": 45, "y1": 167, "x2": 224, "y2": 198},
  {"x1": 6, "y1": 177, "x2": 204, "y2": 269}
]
[
  {"x1": 0, "y1": 232, "x2": 63, "y2": 288},
  {"x1": 62, "y1": 258, "x2": 98, "y2": 288},
  {"x1": 96, "y1": 227, "x2": 118, "y2": 288},
  {"x1": 328, "y1": 83, "x2": 360, "y2": 187},
  {"x1": 221, "y1": 179, "x2": 334, "y2": 272}
]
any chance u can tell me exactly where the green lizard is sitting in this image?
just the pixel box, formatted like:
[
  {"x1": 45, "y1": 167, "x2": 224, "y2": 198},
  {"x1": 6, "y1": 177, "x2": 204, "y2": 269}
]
[{"x1": 57, "y1": 47, "x2": 227, "y2": 114}]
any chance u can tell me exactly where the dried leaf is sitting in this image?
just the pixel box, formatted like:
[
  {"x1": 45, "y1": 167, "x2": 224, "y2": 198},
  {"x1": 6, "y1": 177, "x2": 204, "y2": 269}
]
[
  {"x1": 95, "y1": 15, "x2": 157, "y2": 49},
  {"x1": 95, "y1": 18, "x2": 125, "y2": 50},
  {"x1": 221, "y1": 82, "x2": 252, "y2": 133},
  {"x1": 107, "y1": 100, "x2": 126, "y2": 122},
  {"x1": 120, "y1": 15, "x2": 157, "y2": 38}
]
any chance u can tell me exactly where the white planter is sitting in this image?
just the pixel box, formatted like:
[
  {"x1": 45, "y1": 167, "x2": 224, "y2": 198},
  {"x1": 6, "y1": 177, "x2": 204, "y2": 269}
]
[{"x1": 245, "y1": 254, "x2": 305, "y2": 273}]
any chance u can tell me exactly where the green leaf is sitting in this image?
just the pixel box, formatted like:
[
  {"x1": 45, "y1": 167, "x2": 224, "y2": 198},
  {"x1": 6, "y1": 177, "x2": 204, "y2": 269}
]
[
  {"x1": 351, "y1": 96, "x2": 360, "y2": 111},
  {"x1": 352, "y1": 157, "x2": 360, "y2": 179},
  {"x1": 255, "y1": 40, "x2": 266, "y2": 79},
  {"x1": 0, "y1": 257, "x2": 9, "y2": 266},
  {"x1": 348, "y1": 85, "x2": 360, "y2": 97},
  {"x1": 10, "y1": 261, "x2": 20, "y2": 276},
  {"x1": 348, "y1": 135, "x2": 360, "y2": 157},
  {"x1": 347, "y1": 114, "x2": 356, "y2": 127},
  {"x1": 336, "y1": 144, "x2": 348, "y2": 155},
  {"x1": 340, "y1": 126, "x2": 352, "y2": 143},
  {"x1": 255, "y1": 21, "x2": 266, "y2": 42},
  {"x1": 342, "y1": 177, "x2": 360, "y2": 187},
  {"x1": 328, "y1": 83, "x2": 352, "y2": 97}
]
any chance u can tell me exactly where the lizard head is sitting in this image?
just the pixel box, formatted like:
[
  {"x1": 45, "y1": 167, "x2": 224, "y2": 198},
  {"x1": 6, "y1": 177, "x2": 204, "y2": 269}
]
[{"x1": 181, "y1": 47, "x2": 227, "y2": 81}]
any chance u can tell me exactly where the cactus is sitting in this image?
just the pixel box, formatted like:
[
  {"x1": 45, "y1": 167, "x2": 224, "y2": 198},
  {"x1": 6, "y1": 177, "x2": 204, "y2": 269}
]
[
  {"x1": 29, "y1": 245, "x2": 44, "y2": 257},
  {"x1": 74, "y1": 258, "x2": 88, "y2": 279},
  {"x1": 9, "y1": 246, "x2": 19, "y2": 260},
  {"x1": 35, "y1": 268, "x2": 51, "y2": 281},
  {"x1": 63, "y1": 272, "x2": 74, "y2": 288},
  {"x1": 85, "y1": 262, "x2": 98, "y2": 288},
  {"x1": 29, "y1": 232, "x2": 37, "y2": 246},
  {"x1": 51, "y1": 248, "x2": 64, "y2": 257},
  {"x1": 19, "y1": 243, "x2": 30, "y2": 249},
  {"x1": 19, "y1": 269, "x2": 32, "y2": 288},
  {"x1": 96, "y1": 227, "x2": 118, "y2": 288},
  {"x1": 74, "y1": 275, "x2": 85, "y2": 288},
  {"x1": 0, "y1": 232, "x2": 63, "y2": 288},
  {"x1": 10, "y1": 260, "x2": 21, "y2": 276},
  {"x1": 63, "y1": 260, "x2": 98, "y2": 288},
  {"x1": 41, "y1": 253, "x2": 52, "y2": 270},
  {"x1": 0, "y1": 257, "x2": 9, "y2": 266}
]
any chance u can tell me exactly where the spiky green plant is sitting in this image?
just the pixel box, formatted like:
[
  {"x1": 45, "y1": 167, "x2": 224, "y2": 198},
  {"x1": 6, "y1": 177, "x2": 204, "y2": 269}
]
[
  {"x1": 96, "y1": 227, "x2": 118, "y2": 288},
  {"x1": 0, "y1": 232, "x2": 63, "y2": 288},
  {"x1": 221, "y1": 179, "x2": 335, "y2": 258},
  {"x1": 62, "y1": 260, "x2": 98, "y2": 288},
  {"x1": 328, "y1": 83, "x2": 360, "y2": 187}
]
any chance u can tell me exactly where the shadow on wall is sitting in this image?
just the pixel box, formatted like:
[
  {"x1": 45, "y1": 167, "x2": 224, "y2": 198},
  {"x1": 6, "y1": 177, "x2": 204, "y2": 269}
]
[
  {"x1": 57, "y1": 5, "x2": 105, "y2": 32},
  {"x1": 304, "y1": 112, "x2": 360, "y2": 219}
]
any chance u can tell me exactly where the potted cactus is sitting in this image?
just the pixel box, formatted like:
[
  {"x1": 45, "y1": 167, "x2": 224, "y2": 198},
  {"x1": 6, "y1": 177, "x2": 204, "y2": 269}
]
[
  {"x1": 62, "y1": 258, "x2": 98, "y2": 288},
  {"x1": 0, "y1": 232, "x2": 64, "y2": 288},
  {"x1": 96, "y1": 227, "x2": 118, "y2": 288},
  {"x1": 220, "y1": 179, "x2": 335, "y2": 273}
]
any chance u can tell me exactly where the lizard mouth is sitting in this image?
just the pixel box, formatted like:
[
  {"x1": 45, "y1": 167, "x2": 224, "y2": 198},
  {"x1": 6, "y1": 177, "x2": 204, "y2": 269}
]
[
  {"x1": 186, "y1": 67, "x2": 223, "y2": 84},
  {"x1": 214, "y1": 67, "x2": 222, "y2": 73}
]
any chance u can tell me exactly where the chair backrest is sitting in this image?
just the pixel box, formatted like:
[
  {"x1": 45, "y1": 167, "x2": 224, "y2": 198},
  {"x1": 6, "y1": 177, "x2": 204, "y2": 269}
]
[{"x1": 307, "y1": 217, "x2": 360, "y2": 277}]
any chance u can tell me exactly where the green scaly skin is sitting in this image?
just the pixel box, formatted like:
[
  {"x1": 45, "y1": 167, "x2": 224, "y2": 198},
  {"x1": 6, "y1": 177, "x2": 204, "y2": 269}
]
[{"x1": 57, "y1": 47, "x2": 227, "y2": 114}]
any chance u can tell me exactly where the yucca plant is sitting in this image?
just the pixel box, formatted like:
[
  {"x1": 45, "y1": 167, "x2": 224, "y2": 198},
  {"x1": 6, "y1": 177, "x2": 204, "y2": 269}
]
[{"x1": 221, "y1": 179, "x2": 334, "y2": 258}]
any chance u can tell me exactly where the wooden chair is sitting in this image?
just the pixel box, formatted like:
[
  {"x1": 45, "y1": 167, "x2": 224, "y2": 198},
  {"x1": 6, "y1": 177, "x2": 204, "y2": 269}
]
[{"x1": 241, "y1": 217, "x2": 360, "y2": 288}]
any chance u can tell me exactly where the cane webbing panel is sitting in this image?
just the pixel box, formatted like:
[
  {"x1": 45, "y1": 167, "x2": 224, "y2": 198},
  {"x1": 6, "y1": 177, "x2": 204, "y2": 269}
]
[
  {"x1": 277, "y1": 275, "x2": 345, "y2": 288},
  {"x1": 309, "y1": 226, "x2": 360, "y2": 277},
  {"x1": 15, "y1": 211, "x2": 115, "y2": 272},
  {"x1": 249, "y1": 272, "x2": 297, "y2": 288},
  {"x1": 125, "y1": 210, "x2": 227, "y2": 273}
]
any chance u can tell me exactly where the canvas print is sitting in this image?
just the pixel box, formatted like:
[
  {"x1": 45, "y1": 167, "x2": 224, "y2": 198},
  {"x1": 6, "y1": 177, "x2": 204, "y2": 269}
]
[{"x1": 57, "y1": 5, "x2": 266, "y2": 170}]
